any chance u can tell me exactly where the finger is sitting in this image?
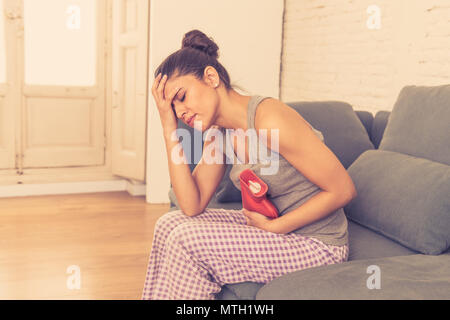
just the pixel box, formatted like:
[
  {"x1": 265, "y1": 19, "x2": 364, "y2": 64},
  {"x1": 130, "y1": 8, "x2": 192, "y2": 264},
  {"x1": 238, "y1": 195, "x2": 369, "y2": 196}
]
[
  {"x1": 157, "y1": 74, "x2": 168, "y2": 99},
  {"x1": 152, "y1": 73, "x2": 162, "y2": 96},
  {"x1": 155, "y1": 74, "x2": 165, "y2": 99}
]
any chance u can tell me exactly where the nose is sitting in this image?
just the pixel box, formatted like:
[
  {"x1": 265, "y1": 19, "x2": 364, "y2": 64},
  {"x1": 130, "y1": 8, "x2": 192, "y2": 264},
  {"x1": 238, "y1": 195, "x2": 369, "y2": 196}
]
[
  {"x1": 173, "y1": 102, "x2": 187, "y2": 120},
  {"x1": 178, "y1": 112, "x2": 187, "y2": 121},
  {"x1": 175, "y1": 108, "x2": 187, "y2": 121}
]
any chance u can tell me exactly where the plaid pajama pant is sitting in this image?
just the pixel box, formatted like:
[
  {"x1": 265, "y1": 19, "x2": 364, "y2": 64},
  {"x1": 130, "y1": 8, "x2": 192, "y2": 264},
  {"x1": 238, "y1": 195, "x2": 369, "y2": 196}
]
[{"x1": 141, "y1": 208, "x2": 349, "y2": 300}]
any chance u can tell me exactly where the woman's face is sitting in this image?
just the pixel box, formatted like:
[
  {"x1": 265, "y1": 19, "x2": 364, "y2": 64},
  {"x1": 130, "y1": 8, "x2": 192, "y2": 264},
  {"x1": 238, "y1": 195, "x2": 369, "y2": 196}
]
[{"x1": 164, "y1": 73, "x2": 219, "y2": 132}]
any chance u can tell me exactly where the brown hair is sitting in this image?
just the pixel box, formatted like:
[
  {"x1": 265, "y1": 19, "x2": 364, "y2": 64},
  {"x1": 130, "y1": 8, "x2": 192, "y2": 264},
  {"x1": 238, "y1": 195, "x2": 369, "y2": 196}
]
[{"x1": 154, "y1": 30, "x2": 232, "y2": 90}]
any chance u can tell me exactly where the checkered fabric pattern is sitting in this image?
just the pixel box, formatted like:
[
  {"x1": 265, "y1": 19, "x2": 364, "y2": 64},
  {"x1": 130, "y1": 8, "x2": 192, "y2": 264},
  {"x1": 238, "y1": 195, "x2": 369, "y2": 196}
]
[{"x1": 141, "y1": 208, "x2": 349, "y2": 300}]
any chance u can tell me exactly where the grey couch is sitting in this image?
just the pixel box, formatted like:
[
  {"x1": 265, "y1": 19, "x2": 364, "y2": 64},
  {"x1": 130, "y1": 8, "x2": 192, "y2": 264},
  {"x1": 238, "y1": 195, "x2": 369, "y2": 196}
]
[{"x1": 168, "y1": 84, "x2": 450, "y2": 300}]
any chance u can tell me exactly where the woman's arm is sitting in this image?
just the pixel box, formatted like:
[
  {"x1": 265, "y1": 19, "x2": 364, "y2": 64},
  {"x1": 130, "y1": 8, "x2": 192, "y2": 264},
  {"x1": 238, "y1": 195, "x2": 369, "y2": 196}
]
[
  {"x1": 153, "y1": 75, "x2": 228, "y2": 216},
  {"x1": 264, "y1": 191, "x2": 353, "y2": 234},
  {"x1": 244, "y1": 99, "x2": 356, "y2": 233},
  {"x1": 243, "y1": 189, "x2": 353, "y2": 234},
  {"x1": 163, "y1": 133, "x2": 203, "y2": 216},
  {"x1": 165, "y1": 130, "x2": 227, "y2": 216}
]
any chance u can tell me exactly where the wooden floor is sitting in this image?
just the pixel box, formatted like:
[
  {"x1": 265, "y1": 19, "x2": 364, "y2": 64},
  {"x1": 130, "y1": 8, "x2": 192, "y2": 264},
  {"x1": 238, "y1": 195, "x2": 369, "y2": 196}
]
[{"x1": 0, "y1": 192, "x2": 170, "y2": 300}]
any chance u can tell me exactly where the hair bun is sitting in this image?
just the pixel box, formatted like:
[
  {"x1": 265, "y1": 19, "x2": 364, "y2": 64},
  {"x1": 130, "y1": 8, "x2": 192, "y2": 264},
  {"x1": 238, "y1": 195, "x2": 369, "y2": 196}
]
[{"x1": 182, "y1": 30, "x2": 219, "y2": 59}]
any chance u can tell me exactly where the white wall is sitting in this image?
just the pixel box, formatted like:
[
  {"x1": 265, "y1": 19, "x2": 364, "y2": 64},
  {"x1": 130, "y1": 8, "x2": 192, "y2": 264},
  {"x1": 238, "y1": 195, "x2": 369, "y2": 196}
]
[
  {"x1": 146, "y1": 0, "x2": 284, "y2": 203},
  {"x1": 281, "y1": 0, "x2": 450, "y2": 115}
]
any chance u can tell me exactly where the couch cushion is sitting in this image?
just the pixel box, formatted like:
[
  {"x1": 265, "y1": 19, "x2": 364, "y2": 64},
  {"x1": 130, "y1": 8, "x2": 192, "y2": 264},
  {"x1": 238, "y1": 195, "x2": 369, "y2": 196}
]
[
  {"x1": 217, "y1": 282, "x2": 264, "y2": 300},
  {"x1": 287, "y1": 101, "x2": 375, "y2": 169},
  {"x1": 175, "y1": 120, "x2": 203, "y2": 172},
  {"x1": 347, "y1": 220, "x2": 417, "y2": 261},
  {"x1": 206, "y1": 197, "x2": 242, "y2": 210},
  {"x1": 345, "y1": 149, "x2": 450, "y2": 255},
  {"x1": 256, "y1": 253, "x2": 450, "y2": 300},
  {"x1": 370, "y1": 111, "x2": 390, "y2": 149},
  {"x1": 215, "y1": 164, "x2": 242, "y2": 203},
  {"x1": 355, "y1": 110, "x2": 374, "y2": 137},
  {"x1": 215, "y1": 285, "x2": 240, "y2": 300},
  {"x1": 379, "y1": 84, "x2": 450, "y2": 165}
]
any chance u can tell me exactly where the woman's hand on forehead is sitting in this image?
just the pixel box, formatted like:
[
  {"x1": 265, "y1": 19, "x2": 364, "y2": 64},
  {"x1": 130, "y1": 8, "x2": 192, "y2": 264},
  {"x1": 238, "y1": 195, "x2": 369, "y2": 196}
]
[{"x1": 164, "y1": 80, "x2": 180, "y2": 101}]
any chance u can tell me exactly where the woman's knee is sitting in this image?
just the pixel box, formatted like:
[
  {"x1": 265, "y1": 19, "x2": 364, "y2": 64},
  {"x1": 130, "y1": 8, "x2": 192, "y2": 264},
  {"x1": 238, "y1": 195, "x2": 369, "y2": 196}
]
[
  {"x1": 166, "y1": 223, "x2": 199, "y2": 249},
  {"x1": 154, "y1": 209, "x2": 190, "y2": 235}
]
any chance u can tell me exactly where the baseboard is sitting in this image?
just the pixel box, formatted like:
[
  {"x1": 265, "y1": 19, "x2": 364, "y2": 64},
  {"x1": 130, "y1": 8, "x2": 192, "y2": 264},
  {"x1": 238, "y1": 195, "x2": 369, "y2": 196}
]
[
  {"x1": 125, "y1": 180, "x2": 147, "y2": 196},
  {"x1": 0, "y1": 180, "x2": 146, "y2": 198}
]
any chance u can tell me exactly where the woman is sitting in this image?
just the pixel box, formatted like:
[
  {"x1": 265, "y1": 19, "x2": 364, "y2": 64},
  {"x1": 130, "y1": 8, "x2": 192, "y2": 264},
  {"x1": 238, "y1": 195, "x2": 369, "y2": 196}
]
[{"x1": 142, "y1": 30, "x2": 356, "y2": 300}]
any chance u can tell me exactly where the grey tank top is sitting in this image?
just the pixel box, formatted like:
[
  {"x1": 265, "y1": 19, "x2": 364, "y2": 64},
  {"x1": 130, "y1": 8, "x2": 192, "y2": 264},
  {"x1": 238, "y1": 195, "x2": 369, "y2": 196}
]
[{"x1": 223, "y1": 95, "x2": 348, "y2": 246}]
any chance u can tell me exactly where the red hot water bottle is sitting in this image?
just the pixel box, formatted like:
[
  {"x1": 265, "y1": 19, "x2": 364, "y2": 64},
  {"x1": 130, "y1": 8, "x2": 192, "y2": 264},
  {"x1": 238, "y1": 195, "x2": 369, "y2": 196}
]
[{"x1": 239, "y1": 168, "x2": 279, "y2": 219}]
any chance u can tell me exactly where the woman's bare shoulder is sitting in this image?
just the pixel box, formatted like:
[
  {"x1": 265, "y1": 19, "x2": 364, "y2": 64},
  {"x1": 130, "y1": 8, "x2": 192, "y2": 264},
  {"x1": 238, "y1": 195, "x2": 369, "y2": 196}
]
[{"x1": 255, "y1": 98, "x2": 311, "y2": 131}]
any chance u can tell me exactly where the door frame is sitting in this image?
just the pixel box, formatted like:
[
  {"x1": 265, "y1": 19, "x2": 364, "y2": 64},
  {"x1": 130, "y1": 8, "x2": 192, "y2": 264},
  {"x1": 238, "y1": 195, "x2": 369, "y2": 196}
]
[{"x1": 0, "y1": 0, "x2": 19, "y2": 170}]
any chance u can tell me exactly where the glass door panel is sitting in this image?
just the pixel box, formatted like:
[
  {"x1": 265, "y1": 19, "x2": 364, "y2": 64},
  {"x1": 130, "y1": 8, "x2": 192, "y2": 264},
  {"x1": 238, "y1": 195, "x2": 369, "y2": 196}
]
[{"x1": 23, "y1": 0, "x2": 97, "y2": 86}]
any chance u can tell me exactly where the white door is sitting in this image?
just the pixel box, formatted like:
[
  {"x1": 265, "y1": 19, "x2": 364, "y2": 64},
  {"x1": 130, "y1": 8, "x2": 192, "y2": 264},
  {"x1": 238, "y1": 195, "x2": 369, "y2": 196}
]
[
  {"x1": 111, "y1": 0, "x2": 149, "y2": 182},
  {"x1": 19, "y1": 0, "x2": 107, "y2": 169}
]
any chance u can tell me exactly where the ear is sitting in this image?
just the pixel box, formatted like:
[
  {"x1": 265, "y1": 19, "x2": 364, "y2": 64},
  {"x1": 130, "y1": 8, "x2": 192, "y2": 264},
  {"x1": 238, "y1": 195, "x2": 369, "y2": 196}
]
[{"x1": 203, "y1": 66, "x2": 220, "y2": 88}]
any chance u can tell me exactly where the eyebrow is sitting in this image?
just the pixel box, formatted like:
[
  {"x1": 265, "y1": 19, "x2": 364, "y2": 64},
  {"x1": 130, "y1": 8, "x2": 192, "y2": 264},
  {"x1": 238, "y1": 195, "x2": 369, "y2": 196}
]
[
  {"x1": 167, "y1": 87, "x2": 178, "y2": 101},
  {"x1": 170, "y1": 88, "x2": 182, "y2": 108},
  {"x1": 174, "y1": 88, "x2": 184, "y2": 101}
]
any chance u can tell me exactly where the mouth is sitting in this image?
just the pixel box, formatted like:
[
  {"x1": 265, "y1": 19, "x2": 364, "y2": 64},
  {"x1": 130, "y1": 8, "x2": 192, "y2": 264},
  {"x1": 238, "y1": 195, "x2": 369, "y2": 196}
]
[{"x1": 187, "y1": 115, "x2": 196, "y2": 127}]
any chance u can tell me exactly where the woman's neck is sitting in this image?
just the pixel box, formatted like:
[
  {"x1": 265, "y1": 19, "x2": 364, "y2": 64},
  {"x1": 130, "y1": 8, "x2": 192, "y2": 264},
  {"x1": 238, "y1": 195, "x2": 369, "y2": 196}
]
[{"x1": 213, "y1": 89, "x2": 251, "y2": 131}]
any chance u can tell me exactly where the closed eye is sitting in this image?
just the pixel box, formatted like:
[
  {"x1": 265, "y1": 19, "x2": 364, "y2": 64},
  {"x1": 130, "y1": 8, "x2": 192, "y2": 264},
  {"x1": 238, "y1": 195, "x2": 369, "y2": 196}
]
[{"x1": 171, "y1": 91, "x2": 185, "y2": 108}]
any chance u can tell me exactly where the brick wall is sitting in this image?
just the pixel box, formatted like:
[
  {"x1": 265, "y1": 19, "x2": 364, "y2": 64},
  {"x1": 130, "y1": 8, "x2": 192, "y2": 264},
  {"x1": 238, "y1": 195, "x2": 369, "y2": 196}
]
[{"x1": 281, "y1": 0, "x2": 450, "y2": 114}]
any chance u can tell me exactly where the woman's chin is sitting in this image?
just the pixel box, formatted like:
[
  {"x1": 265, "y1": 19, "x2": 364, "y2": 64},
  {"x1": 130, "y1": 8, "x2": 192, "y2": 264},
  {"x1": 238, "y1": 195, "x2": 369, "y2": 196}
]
[{"x1": 192, "y1": 120, "x2": 209, "y2": 132}]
